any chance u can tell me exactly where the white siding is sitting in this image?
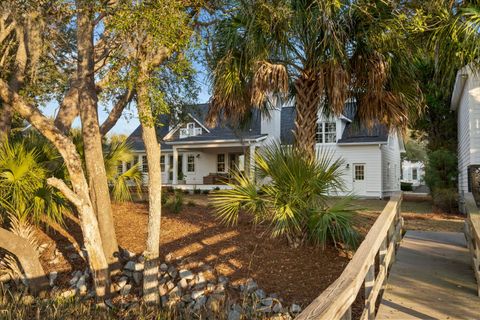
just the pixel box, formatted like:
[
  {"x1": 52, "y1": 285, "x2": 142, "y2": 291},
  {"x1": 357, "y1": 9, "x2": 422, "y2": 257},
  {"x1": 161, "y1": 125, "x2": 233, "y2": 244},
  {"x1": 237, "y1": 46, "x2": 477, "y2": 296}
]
[
  {"x1": 316, "y1": 144, "x2": 383, "y2": 198},
  {"x1": 381, "y1": 132, "x2": 402, "y2": 196}
]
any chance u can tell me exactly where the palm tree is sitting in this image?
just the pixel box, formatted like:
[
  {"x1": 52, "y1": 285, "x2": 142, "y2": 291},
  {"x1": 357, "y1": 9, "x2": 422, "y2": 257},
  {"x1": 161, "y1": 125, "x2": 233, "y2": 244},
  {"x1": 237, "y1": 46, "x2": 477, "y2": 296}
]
[
  {"x1": 210, "y1": 143, "x2": 358, "y2": 248},
  {"x1": 207, "y1": 0, "x2": 422, "y2": 158}
]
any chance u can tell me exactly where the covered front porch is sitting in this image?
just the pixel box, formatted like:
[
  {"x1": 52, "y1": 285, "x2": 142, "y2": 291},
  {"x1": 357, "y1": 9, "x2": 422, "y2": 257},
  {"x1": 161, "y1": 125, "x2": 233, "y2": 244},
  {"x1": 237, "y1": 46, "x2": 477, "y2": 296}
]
[{"x1": 161, "y1": 140, "x2": 260, "y2": 189}]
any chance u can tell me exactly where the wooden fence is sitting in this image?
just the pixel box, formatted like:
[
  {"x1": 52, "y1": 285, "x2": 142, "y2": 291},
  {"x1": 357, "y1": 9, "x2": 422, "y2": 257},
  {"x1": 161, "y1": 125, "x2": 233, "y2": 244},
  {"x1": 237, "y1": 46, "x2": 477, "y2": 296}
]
[
  {"x1": 295, "y1": 192, "x2": 403, "y2": 320},
  {"x1": 463, "y1": 193, "x2": 480, "y2": 296}
]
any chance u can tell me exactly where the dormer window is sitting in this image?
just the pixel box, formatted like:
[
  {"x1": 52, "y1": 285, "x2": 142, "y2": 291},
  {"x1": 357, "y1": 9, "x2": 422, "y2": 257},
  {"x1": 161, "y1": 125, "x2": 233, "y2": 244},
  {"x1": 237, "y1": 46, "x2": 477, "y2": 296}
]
[
  {"x1": 179, "y1": 122, "x2": 202, "y2": 138},
  {"x1": 316, "y1": 122, "x2": 337, "y2": 143}
]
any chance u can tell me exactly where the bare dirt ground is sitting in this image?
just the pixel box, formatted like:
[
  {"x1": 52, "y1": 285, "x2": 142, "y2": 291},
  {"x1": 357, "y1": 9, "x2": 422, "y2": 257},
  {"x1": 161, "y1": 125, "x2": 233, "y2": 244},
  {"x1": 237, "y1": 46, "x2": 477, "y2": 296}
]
[{"x1": 34, "y1": 194, "x2": 464, "y2": 312}]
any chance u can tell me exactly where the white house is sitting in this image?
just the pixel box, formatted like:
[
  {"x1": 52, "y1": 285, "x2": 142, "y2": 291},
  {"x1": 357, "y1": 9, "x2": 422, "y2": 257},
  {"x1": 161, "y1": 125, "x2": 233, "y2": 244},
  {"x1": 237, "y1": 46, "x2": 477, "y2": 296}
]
[
  {"x1": 451, "y1": 65, "x2": 480, "y2": 207},
  {"x1": 124, "y1": 103, "x2": 404, "y2": 198},
  {"x1": 401, "y1": 160, "x2": 425, "y2": 187}
]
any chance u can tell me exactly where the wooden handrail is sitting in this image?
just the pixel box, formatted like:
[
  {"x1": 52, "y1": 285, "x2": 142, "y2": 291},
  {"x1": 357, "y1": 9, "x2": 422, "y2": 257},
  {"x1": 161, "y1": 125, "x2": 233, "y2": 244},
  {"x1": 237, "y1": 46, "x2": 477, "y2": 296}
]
[
  {"x1": 463, "y1": 193, "x2": 480, "y2": 296},
  {"x1": 296, "y1": 192, "x2": 403, "y2": 320}
]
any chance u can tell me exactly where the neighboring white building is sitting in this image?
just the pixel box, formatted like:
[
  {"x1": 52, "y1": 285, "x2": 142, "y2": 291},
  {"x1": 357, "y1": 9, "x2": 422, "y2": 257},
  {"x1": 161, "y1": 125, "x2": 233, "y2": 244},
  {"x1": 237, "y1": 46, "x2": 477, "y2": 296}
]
[
  {"x1": 451, "y1": 65, "x2": 480, "y2": 207},
  {"x1": 401, "y1": 160, "x2": 425, "y2": 187},
  {"x1": 124, "y1": 103, "x2": 404, "y2": 198}
]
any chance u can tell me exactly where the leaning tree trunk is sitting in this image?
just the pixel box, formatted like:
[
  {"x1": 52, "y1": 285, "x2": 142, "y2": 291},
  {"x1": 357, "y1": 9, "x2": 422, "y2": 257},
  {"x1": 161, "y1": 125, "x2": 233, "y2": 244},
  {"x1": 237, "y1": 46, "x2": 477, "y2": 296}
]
[
  {"x1": 0, "y1": 75, "x2": 110, "y2": 302},
  {"x1": 76, "y1": 1, "x2": 119, "y2": 271},
  {"x1": 137, "y1": 69, "x2": 163, "y2": 304},
  {"x1": 0, "y1": 227, "x2": 48, "y2": 295},
  {"x1": 293, "y1": 72, "x2": 323, "y2": 160}
]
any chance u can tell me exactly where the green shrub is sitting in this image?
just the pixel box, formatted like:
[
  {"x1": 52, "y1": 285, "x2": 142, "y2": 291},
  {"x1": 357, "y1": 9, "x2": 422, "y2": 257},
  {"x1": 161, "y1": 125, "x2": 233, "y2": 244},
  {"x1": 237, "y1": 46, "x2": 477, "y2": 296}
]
[
  {"x1": 424, "y1": 149, "x2": 458, "y2": 212},
  {"x1": 193, "y1": 188, "x2": 201, "y2": 194},
  {"x1": 165, "y1": 190, "x2": 184, "y2": 214},
  {"x1": 401, "y1": 182, "x2": 413, "y2": 191},
  {"x1": 432, "y1": 188, "x2": 458, "y2": 213},
  {"x1": 210, "y1": 143, "x2": 358, "y2": 249},
  {"x1": 202, "y1": 189, "x2": 210, "y2": 195}
]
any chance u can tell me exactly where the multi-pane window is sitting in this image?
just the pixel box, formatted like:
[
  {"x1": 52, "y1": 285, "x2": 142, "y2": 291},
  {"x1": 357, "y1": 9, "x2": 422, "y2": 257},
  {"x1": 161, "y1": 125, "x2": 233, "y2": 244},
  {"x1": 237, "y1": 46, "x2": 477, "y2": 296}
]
[
  {"x1": 217, "y1": 154, "x2": 226, "y2": 172},
  {"x1": 354, "y1": 165, "x2": 365, "y2": 180},
  {"x1": 187, "y1": 155, "x2": 195, "y2": 172},
  {"x1": 117, "y1": 164, "x2": 123, "y2": 175},
  {"x1": 316, "y1": 122, "x2": 336, "y2": 143},
  {"x1": 412, "y1": 168, "x2": 418, "y2": 180},
  {"x1": 160, "y1": 155, "x2": 165, "y2": 172},
  {"x1": 142, "y1": 155, "x2": 148, "y2": 173},
  {"x1": 126, "y1": 161, "x2": 132, "y2": 171}
]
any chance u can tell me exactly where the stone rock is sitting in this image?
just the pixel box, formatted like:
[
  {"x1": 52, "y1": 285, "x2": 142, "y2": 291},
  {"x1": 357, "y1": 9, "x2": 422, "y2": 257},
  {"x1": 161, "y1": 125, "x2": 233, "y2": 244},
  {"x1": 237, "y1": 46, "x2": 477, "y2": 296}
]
[
  {"x1": 160, "y1": 263, "x2": 168, "y2": 272},
  {"x1": 218, "y1": 275, "x2": 228, "y2": 284},
  {"x1": 159, "y1": 284, "x2": 168, "y2": 296},
  {"x1": 120, "y1": 284, "x2": 132, "y2": 296},
  {"x1": 272, "y1": 302, "x2": 283, "y2": 313},
  {"x1": 254, "y1": 289, "x2": 266, "y2": 299},
  {"x1": 76, "y1": 276, "x2": 87, "y2": 295},
  {"x1": 132, "y1": 271, "x2": 142, "y2": 285},
  {"x1": 168, "y1": 266, "x2": 178, "y2": 279},
  {"x1": 105, "y1": 299, "x2": 115, "y2": 309},
  {"x1": 117, "y1": 276, "x2": 128, "y2": 290},
  {"x1": 166, "y1": 281, "x2": 175, "y2": 291},
  {"x1": 69, "y1": 271, "x2": 82, "y2": 286},
  {"x1": 165, "y1": 253, "x2": 173, "y2": 263},
  {"x1": 182, "y1": 294, "x2": 193, "y2": 303},
  {"x1": 124, "y1": 261, "x2": 143, "y2": 272},
  {"x1": 206, "y1": 283, "x2": 215, "y2": 292},
  {"x1": 228, "y1": 310, "x2": 241, "y2": 320},
  {"x1": 68, "y1": 253, "x2": 80, "y2": 260},
  {"x1": 178, "y1": 278, "x2": 188, "y2": 289},
  {"x1": 161, "y1": 295, "x2": 168, "y2": 307},
  {"x1": 244, "y1": 278, "x2": 257, "y2": 293},
  {"x1": 261, "y1": 297, "x2": 274, "y2": 307},
  {"x1": 169, "y1": 285, "x2": 181, "y2": 299},
  {"x1": 194, "y1": 273, "x2": 206, "y2": 287},
  {"x1": 290, "y1": 304, "x2": 302, "y2": 314},
  {"x1": 179, "y1": 269, "x2": 194, "y2": 280},
  {"x1": 49, "y1": 271, "x2": 58, "y2": 287},
  {"x1": 191, "y1": 289, "x2": 204, "y2": 300},
  {"x1": 121, "y1": 248, "x2": 136, "y2": 259},
  {"x1": 194, "y1": 295, "x2": 207, "y2": 310}
]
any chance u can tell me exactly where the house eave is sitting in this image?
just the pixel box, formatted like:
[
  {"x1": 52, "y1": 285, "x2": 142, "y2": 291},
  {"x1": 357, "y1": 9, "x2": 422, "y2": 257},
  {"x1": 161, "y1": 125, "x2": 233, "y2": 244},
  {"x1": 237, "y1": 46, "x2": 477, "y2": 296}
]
[{"x1": 165, "y1": 135, "x2": 268, "y2": 145}]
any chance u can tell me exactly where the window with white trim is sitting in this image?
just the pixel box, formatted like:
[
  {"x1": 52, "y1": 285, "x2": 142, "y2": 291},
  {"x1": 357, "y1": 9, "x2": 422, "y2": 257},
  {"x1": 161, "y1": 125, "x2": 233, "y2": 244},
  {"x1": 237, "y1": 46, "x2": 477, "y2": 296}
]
[
  {"x1": 316, "y1": 122, "x2": 336, "y2": 143},
  {"x1": 142, "y1": 155, "x2": 148, "y2": 173},
  {"x1": 412, "y1": 168, "x2": 418, "y2": 180},
  {"x1": 217, "y1": 154, "x2": 226, "y2": 172},
  {"x1": 187, "y1": 155, "x2": 195, "y2": 172},
  {"x1": 160, "y1": 155, "x2": 165, "y2": 172}
]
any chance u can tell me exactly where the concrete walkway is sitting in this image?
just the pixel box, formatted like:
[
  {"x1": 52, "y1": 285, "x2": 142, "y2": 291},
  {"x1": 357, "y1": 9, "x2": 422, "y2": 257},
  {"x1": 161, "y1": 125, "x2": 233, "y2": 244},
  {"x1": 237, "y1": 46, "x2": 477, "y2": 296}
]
[{"x1": 376, "y1": 231, "x2": 480, "y2": 320}]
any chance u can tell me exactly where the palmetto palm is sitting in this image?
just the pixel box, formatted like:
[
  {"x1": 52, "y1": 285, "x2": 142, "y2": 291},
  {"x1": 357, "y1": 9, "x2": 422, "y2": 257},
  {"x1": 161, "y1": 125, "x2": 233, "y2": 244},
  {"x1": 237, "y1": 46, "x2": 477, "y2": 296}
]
[
  {"x1": 103, "y1": 138, "x2": 143, "y2": 202},
  {"x1": 210, "y1": 143, "x2": 359, "y2": 248},
  {"x1": 208, "y1": 0, "x2": 422, "y2": 157}
]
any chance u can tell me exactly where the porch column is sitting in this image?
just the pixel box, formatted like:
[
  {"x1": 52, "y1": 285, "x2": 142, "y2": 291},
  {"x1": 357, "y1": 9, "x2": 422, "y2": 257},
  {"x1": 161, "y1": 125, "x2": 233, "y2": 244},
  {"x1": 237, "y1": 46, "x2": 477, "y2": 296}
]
[
  {"x1": 249, "y1": 144, "x2": 256, "y2": 180},
  {"x1": 173, "y1": 147, "x2": 178, "y2": 185}
]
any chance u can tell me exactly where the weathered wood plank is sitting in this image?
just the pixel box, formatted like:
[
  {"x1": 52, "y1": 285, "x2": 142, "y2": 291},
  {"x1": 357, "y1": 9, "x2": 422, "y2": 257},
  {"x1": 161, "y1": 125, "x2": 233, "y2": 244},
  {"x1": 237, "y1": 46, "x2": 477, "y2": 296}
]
[
  {"x1": 295, "y1": 192, "x2": 402, "y2": 320},
  {"x1": 463, "y1": 193, "x2": 480, "y2": 296}
]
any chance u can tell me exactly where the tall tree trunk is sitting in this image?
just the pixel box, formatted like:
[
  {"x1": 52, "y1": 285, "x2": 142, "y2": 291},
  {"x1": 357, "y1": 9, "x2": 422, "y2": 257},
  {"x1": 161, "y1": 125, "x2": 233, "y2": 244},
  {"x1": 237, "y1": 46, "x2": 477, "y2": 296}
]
[
  {"x1": 137, "y1": 68, "x2": 162, "y2": 304},
  {"x1": 0, "y1": 80, "x2": 110, "y2": 299},
  {"x1": 76, "y1": 1, "x2": 119, "y2": 270},
  {"x1": 294, "y1": 72, "x2": 322, "y2": 159},
  {"x1": 0, "y1": 227, "x2": 48, "y2": 296}
]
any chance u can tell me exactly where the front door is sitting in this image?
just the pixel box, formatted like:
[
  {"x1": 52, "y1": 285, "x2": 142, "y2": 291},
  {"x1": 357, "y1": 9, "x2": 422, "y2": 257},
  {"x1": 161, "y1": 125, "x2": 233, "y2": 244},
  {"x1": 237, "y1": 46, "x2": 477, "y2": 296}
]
[{"x1": 353, "y1": 163, "x2": 366, "y2": 195}]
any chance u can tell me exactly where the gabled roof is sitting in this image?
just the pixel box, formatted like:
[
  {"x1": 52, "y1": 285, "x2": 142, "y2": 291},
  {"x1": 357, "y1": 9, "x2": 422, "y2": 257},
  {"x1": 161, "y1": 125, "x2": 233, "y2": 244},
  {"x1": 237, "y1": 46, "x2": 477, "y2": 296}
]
[
  {"x1": 279, "y1": 103, "x2": 389, "y2": 145},
  {"x1": 337, "y1": 122, "x2": 388, "y2": 144},
  {"x1": 126, "y1": 104, "x2": 265, "y2": 150}
]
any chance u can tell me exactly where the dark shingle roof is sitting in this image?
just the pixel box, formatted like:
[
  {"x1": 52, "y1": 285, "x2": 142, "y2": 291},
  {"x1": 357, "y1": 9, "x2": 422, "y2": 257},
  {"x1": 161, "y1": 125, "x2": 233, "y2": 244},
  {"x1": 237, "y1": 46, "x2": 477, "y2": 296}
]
[
  {"x1": 126, "y1": 104, "x2": 265, "y2": 149},
  {"x1": 126, "y1": 102, "x2": 388, "y2": 150},
  {"x1": 337, "y1": 122, "x2": 388, "y2": 144}
]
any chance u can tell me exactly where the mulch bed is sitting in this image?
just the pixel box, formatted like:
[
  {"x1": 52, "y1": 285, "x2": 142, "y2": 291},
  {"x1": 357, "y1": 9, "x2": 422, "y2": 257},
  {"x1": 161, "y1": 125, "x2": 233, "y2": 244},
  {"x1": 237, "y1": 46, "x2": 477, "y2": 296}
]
[{"x1": 33, "y1": 195, "x2": 464, "y2": 317}]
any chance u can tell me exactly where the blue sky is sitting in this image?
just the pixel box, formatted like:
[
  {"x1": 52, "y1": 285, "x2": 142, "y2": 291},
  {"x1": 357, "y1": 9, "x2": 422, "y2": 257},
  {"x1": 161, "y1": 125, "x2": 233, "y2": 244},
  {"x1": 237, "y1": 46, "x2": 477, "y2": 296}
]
[{"x1": 42, "y1": 63, "x2": 211, "y2": 137}]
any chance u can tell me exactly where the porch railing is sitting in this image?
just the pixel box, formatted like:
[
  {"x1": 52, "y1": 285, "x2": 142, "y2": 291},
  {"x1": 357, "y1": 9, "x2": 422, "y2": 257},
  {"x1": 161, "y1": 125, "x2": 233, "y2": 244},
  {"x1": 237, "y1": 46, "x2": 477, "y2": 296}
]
[
  {"x1": 295, "y1": 192, "x2": 403, "y2": 320},
  {"x1": 463, "y1": 193, "x2": 480, "y2": 296}
]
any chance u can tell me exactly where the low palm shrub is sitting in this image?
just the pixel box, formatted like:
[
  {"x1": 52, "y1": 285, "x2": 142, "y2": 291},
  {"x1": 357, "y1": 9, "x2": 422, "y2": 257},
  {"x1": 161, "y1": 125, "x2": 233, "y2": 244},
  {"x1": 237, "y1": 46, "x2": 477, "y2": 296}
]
[
  {"x1": 210, "y1": 144, "x2": 358, "y2": 249},
  {"x1": 165, "y1": 190, "x2": 184, "y2": 214}
]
